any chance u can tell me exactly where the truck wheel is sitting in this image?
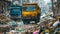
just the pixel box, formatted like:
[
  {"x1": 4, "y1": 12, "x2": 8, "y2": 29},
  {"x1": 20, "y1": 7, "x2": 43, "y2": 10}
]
[
  {"x1": 23, "y1": 19, "x2": 30, "y2": 24},
  {"x1": 37, "y1": 14, "x2": 40, "y2": 22},
  {"x1": 35, "y1": 17, "x2": 40, "y2": 24},
  {"x1": 35, "y1": 19, "x2": 38, "y2": 24},
  {"x1": 37, "y1": 17, "x2": 40, "y2": 22},
  {"x1": 23, "y1": 21, "x2": 27, "y2": 24}
]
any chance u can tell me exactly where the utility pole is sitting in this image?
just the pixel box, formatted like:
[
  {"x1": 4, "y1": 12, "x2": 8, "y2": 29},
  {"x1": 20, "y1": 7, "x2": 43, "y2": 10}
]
[{"x1": 51, "y1": 0, "x2": 55, "y2": 17}]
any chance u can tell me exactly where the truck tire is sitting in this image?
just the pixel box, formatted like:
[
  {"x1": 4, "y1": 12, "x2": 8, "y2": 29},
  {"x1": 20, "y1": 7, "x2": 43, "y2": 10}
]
[
  {"x1": 37, "y1": 16, "x2": 40, "y2": 22},
  {"x1": 35, "y1": 15, "x2": 40, "y2": 24},
  {"x1": 37, "y1": 14, "x2": 40, "y2": 22},
  {"x1": 23, "y1": 19, "x2": 30, "y2": 24},
  {"x1": 35, "y1": 19, "x2": 38, "y2": 24}
]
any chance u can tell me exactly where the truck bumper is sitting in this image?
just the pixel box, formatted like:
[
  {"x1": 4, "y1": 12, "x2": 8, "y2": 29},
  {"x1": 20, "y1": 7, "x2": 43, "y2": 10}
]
[{"x1": 22, "y1": 16, "x2": 37, "y2": 20}]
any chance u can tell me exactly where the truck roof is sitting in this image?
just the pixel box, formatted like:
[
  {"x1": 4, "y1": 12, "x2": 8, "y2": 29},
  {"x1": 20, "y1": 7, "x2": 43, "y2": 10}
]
[
  {"x1": 22, "y1": 3, "x2": 40, "y2": 9},
  {"x1": 22, "y1": 3, "x2": 38, "y2": 6}
]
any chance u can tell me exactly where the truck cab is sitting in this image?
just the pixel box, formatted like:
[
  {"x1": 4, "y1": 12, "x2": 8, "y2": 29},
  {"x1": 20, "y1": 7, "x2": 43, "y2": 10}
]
[
  {"x1": 22, "y1": 3, "x2": 41, "y2": 24},
  {"x1": 10, "y1": 5, "x2": 22, "y2": 21}
]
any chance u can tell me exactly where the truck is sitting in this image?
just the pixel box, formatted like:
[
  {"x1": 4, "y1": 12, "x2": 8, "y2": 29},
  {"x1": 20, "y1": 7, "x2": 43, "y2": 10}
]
[
  {"x1": 10, "y1": 5, "x2": 22, "y2": 21},
  {"x1": 22, "y1": 3, "x2": 41, "y2": 24}
]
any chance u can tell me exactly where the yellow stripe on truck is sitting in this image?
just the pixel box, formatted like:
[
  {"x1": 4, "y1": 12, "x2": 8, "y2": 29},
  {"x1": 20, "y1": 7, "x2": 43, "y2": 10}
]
[{"x1": 22, "y1": 11, "x2": 37, "y2": 17}]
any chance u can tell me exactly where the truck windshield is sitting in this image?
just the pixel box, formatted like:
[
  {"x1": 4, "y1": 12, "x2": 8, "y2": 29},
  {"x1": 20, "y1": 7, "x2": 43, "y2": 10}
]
[{"x1": 23, "y1": 6, "x2": 36, "y2": 11}]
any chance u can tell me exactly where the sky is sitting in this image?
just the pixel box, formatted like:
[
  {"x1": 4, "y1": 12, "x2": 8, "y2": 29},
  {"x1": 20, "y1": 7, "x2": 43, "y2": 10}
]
[{"x1": 44, "y1": 0, "x2": 51, "y2": 2}]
